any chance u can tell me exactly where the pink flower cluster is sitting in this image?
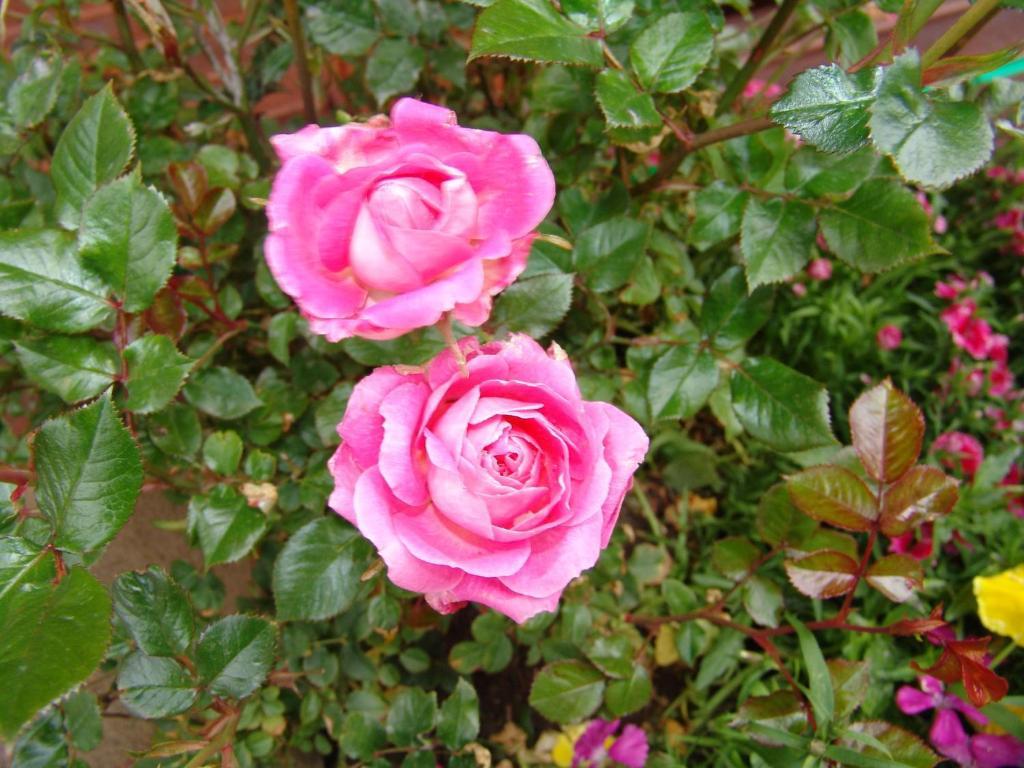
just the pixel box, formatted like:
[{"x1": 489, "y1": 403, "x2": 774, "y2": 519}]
[
  {"x1": 988, "y1": 167, "x2": 1024, "y2": 257},
  {"x1": 897, "y1": 676, "x2": 1024, "y2": 767},
  {"x1": 573, "y1": 719, "x2": 648, "y2": 768},
  {"x1": 935, "y1": 276, "x2": 1014, "y2": 396},
  {"x1": 917, "y1": 192, "x2": 949, "y2": 235}
]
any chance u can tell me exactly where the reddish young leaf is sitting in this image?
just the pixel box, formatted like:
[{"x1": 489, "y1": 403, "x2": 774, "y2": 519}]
[
  {"x1": 849, "y1": 380, "x2": 924, "y2": 483},
  {"x1": 888, "y1": 604, "x2": 949, "y2": 636},
  {"x1": 787, "y1": 465, "x2": 877, "y2": 532},
  {"x1": 913, "y1": 637, "x2": 1010, "y2": 708},
  {"x1": 144, "y1": 287, "x2": 186, "y2": 340},
  {"x1": 865, "y1": 554, "x2": 923, "y2": 603},
  {"x1": 880, "y1": 466, "x2": 959, "y2": 537},
  {"x1": 784, "y1": 550, "x2": 859, "y2": 599}
]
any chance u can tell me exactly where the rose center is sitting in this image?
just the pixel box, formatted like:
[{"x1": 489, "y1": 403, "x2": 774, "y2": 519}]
[{"x1": 368, "y1": 178, "x2": 441, "y2": 230}]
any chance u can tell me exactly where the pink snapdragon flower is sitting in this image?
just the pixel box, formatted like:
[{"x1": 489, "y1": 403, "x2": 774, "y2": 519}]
[
  {"x1": 807, "y1": 258, "x2": 832, "y2": 281},
  {"x1": 573, "y1": 719, "x2": 648, "y2": 768},
  {"x1": 876, "y1": 324, "x2": 902, "y2": 350}
]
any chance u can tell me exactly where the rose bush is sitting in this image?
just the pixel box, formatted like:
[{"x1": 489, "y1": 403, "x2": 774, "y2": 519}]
[
  {"x1": 329, "y1": 335, "x2": 648, "y2": 622},
  {"x1": 266, "y1": 98, "x2": 555, "y2": 340}
]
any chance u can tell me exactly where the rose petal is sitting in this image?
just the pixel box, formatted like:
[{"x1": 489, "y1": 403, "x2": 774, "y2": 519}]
[
  {"x1": 339, "y1": 366, "x2": 415, "y2": 468},
  {"x1": 429, "y1": 574, "x2": 560, "y2": 624},
  {"x1": 360, "y1": 260, "x2": 485, "y2": 330},
  {"x1": 498, "y1": 513, "x2": 602, "y2": 598},
  {"x1": 378, "y1": 381, "x2": 431, "y2": 506},
  {"x1": 586, "y1": 401, "x2": 650, "y2": 546}
]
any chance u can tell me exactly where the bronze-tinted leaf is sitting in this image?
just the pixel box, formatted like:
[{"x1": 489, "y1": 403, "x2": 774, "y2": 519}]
[
  {"x1": 849, "y1": 380, "x2": 924, "y2": 483},
  {"x1": 866, "y1": 554, "x2": 923, "y2": 603},
  {"x1": 880, "y1": 466, "x2": 959, "y2": 537},
  {"x1": 784, "y1": 550, "x2": 859, "y2": 598},
  {"x1": 787, "y1": 465, "x2": 877, "y2": 532}
]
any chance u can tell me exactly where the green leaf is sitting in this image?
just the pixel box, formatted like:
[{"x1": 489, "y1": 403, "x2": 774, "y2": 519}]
[
  {"x1": 0, "y1": 567, "x2": 112, "y2": 739},
  {"x1": 561, "y1": 0, "x2": 633, "y2": 31},
  {"x1": 827, "y1": 10, "x2": 878, "y2": 69},
  {"x1": 0, "y1": 229, "x2": 112, "y2": 333},
  {"x1": 865, "y1": 554, "x2": 923, "y2": 603},
  {"x1": 184, "y1": 366, "x2": 262, "y2": 420},
  {"x1": 386, "y1": 688, "x2": 437, "y2": 746},
  {"x1": 340, "y1": 711, "x2": 387, "y2": 760},
  {"x1": 595, "y1": 69, "x2": 661, "y2": 129},
  {"x1": 8, "y1": 55, "x2": 62, "y2": 128},
  {"x1": 730, "y1": 357, "x2": 835, "y2": 452},
  {"x1": 366, "y1": 38, "x2": 425, "y2": 106},
  {"x1": 112, "y1": 566, "x2": 194, "y2": 657},
  {"x1": 787, "y1": 465, "x2": 878, "y2": 532},
  {"x1": 584, "y1": 635, "x2": 634, "y2": 678},
  {"x1": 740, "y1": 197, "x2": 816, "y2": 289},
  {"x1": 78, "y1": 176, "x2": 178, "y2": 312},
  {"x1": 202, "y1": 431, "x2": 243, "y2": 476},
  {"x1": 790, "y1": 615, "x2": 834, "y2": 729},
  {"x1": 305, "y1": 0, "x2": 379, "y2": 57},
  {"x1": 605, "y1": 665, "x2": 653, "y2": 717},
  {"x1": 690, "y1": 183, "x2": 748, "y2": 250},
  {"x1": 829, "y1": 659, "x2": 870, "y2": 721},
  {"x1": 490, "y1": 271, "x2": 574, "y2": 338},
  {"x1": 819, "y1": 179, "x2": 936, "y2": 272},
  {"x1": 849, "y1": 380, "x2": 924, "y2": 482},
  {"x1": 712, "y1": 536, "x2": 760, "y2": 579},
  {"x1": 148, "y1": 402, "x2": 202, "y2": 458},
  {"x1": 784, "y1": 550, "x2": 859, "y2": 599},
  {"x1": 880, "y1": 466, "x2": 958, "y2": 537},
  {"x1": 869, "y1": 51, "x2": 993, "y2": 188},
  {"x1": 196, "y1": 615, "x2": 276, "y2": 699},
  {"x1": 14, "y1": 335, "x2": 118, "y2": 403},
  {"x1": 315, "y1": 383, "x2": 354, "y2": 447},
  {"x1": 630, "y1": 11, "x2": 713, "y2": 93},
  {"x1": 470, "y1": 0, "x2": 604, "y2": 67},
  {"x1": 35, "y1": 394, "x2": 143, "y2": 553},
  {"x1": 273, "y1": 517, "x2": 373, "y2": 622},
  {"x1": 737, "y1": 690, "x2": 805, "y2": 736},
  {"x1": 122, "y1": 335, "x2": 191, "y2": 414},
  {"x1": 62, "y1": 690, "x2": 102, "y2": 751},
  {"x1": 268, "y1": 312, "x2": 299, "y2": 365},
  {"x1": 52, "y1": 84, "x2": 136, "y2": 229},
  {"x1": 647, "y1": 346, "x2": 719, "y2": 421},
  {"x1": 117, "y1": 652, "x2": 198, "y2": 719},
  {"x1": 840, "y1": 722, "x2": 939, "y2": 767},
  {"x1": 701, "y1": 266, "x2": 773, "y2": 350},
  {"x1": 770, "y1": 64, "x2": 881, "y2": 153},
  {"x1": 757, "y1": 482, "x2": 807, "y2": 547},
  {"x1": 744, "y1": 575, "x2": 784, "y2": 628},
  {"x1": 529, "y1": 661, "x2": 605, "y2": 723},
  {"x1": 695, "y1": 628, "x2": 743, "y2": 690},
  {"x1": 187, "y1": 486, "x2": 267, "y2": 568},
  {"x1": 437, "y1": 679, "x2": 480, "y2": 750},
  {"x1": 574, "y1": 217, "x2": 650, "y2": 292},
  {"x1": 785, "y1": 147, "x2": 877, "y2": 198}
]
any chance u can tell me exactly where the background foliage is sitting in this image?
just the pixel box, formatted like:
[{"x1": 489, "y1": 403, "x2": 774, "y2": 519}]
[{"x1": 0, "y1": 0, "x2": 1022, "y2": 766}]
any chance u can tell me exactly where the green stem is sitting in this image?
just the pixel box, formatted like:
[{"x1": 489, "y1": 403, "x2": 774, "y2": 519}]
[
  {"x1": 109, "y1": 0, "x2": 145, "y2": 71},
  {"x1": 283, "y1": 0, "x2": 316, "y2": 123},
  {"x1": 717, "y1": 0, "x2": 801, "y2": 116},
  {"x1": 922, "y1": 0, "x2": 1003, "y2": 68}
]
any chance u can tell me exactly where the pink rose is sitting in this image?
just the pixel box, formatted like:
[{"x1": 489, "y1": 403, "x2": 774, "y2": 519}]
[
  {"x1": 876, "y1": 324, "x2": 902, "y2": 350},
  {"x1": 265, "y1": 99, "x2": 555, "y2": 341},
  {"x1": 931, "y1": 432, "x2": 984, "y2": 480},
  {"x1": 328, "y1": 335, "x2": 649, "y2": 623}
]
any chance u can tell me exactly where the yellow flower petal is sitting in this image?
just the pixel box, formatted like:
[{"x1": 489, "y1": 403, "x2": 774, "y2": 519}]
[
  {"x1": 974, "y1": 564, "x2": 1024, "y2": 645},
  {"x1": 551, "y1": 734, "x2": 575, "y2": 768}
]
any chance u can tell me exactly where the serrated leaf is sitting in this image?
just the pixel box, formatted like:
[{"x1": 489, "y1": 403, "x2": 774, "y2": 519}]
[
  {"x1": 148, "y1": 402, "x2": 202, "y2": 458},
  {"x1": 78, "y1": 176, "x2": 178, "y2": 312},
  {"x1": 829, "y1": 659, "x2": 870, "y2": 721},
  {"x1": 690, "y1": 183, "x2": 748, "y2": 250},
  {"x1": 8, "y1": 55, "x2": 62, "y2": 128},
  {"x1": 770, "y1": 64, "x2": 881, "y2": 153},
  {"x1": 273, "y1": 517, "x2": 373, "y2": 622},
  {"x1": 490, "y1": 270, "x2": 573, "y2": 337},
  {"x1": 187, "y1": 486, "x2": 267, "y2": 568},
  {"x1": 744, "y1": 575, "x2": 784, "y2": 628},
  {"x1": 849, "y1": 380, "x2": 924, "y2": 483},
  {"x1": 470, "y1": 0, "x2": 604, "y2": 68},
  {"x1": 561, "y1": 0, "x2": 634, "y2": 32},
  {"x1": 630, "y1": 11, "x2": 713, "y2": 93},
  {"x1": 112, "y1": 566, "x2": 194, "y2": 657},
  {"x1": 730, "y1": 357, "x2": 836, "y2": 453},
  {"x1": 819, "y1": 179, "x2": 937, "y2": 272},
  {"x1": 865, "y1": 554, "x2": 923, "y2": 603},
  {"x1": 529, "y1": 660, "x2": 605, "y2": 723},
  {"x1": 827, "y1": 10, "x2": 878, "y2": 69},
  {"x1": 366, "y1": 38, "x2": 425, "y2": 106},
  {"x1": 14, "y1": 335, "x2": 118, "y2": 403},
  {"x1": 595, "y1": 69, "x2": 661, "y2": 129},
  {"x1": 605, "y1": 664, "x2": 652, "y2": 717},
  {"x1": 437, "y1": 679, "x2": 479, "y2": 750},
  {"x1": 584, "y1": 635, "x2": 634, "y2": 679},
  {"x1": 841, "y1": 721, "x2": 939, "y2": 767},
  {"x1": 196, "y1": 615, "x2": 276, "y2": 699},
  {"x1": 880, "y1": 466, "x2": 958, "y2": 537},
  {"x1": 736, "y1": 690, "x2": 805, "y2": 739},
  {"x1": 52, "y1": 84, "x2": 136, "y2": 228},
  {"x1": 712, "y1": 536, "x2": 760, "y2": 579},
  {"x1": 122, "y1": 335, "x2": 191, "y2": 414},
  {"x1": 784, "y1": 550, "x2": 859, "y2": 598},
  {"x1": 574, "y1": 216, "x2": 650, "y2": 292},
  {"x1": 647, "y1": 345, "x2": 718, "y2": 421},
  {"x1": 386, "y1": 688, "x2": 437, "y2": 746},
  {"x1": 740, "y1": 197, "x2": 816, "y2": 289},
  {"x1": 305, "y1": 0, "x2": 378, "y2": 56},
  {"x1": 0, "y1": 229, "x2": 112, "y2": 333},
  {"x1": 702, "y1": 266, "x2": 773, "y2": 350},
  {"x1": 0, "y1": 567, "x2": 111, "y2": 739},
  {"x1": 35, "y1": 394, "x2": 143, "y2": 553},
  {"x1": 63, "y1": 690, "x2": 102, "y2": 752},
  {"x1": 757, "y1": 482, "x2": 806, "y2": 547},
  {"x1": 870, "y1": 51, "x2": 993, "y2": 188},
  {"x1": 268, "y1": 311, "x2": 298, "y2": 365},
  {"x1": 787, "y1": 465, "x2": 878, "y2": 532},
  {"x1": 117, "y1": 652, "x2": 198, "y2": 719},
  {"x1": 184, "y1": 366, "x2": 261, "y2": 420},
  {"x1": 785, "y1": 147, "x2": 877, "y2": 198}
]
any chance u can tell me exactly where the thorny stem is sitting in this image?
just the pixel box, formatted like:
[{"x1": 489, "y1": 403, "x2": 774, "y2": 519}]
[
  {"x1": 921, "y1": 0, "x2": 1004, "y2": 68},
  {"x1": 717, "y1": 0, "x2": 801, "y2": 116}
]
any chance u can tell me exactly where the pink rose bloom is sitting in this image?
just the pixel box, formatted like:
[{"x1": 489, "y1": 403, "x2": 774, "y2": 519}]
[
  {"x1": 932, "y1": 432, "x2": 984, "y2": 479},
  {"x1": 265, "y1": 99, "x2": 555, "y2": 340},
  {"x1": 807, "y1": 258, "x2": 832, "y2": 281},
  {"x1": 876, "y1": 324, "x2": 902, "y2": 350},
  {"x1": 327, "y1": 335, "x2": 649, "y2": 623}
]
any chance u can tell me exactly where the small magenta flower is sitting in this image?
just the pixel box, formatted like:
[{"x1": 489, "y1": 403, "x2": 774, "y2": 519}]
[
  {"x1": 573, "y1": 719, "x2": 649, "y2": 768},
  {"x1": 932, "y1": 432, "x2": 984, "y2": 479},
  {"x1": 807, "y1": 258, "x2": 832, "y2": 281},
  {"x1": 876, "y1": 324, "x2": 902, "y2": 350}
]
